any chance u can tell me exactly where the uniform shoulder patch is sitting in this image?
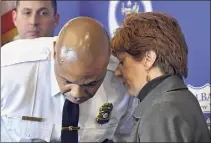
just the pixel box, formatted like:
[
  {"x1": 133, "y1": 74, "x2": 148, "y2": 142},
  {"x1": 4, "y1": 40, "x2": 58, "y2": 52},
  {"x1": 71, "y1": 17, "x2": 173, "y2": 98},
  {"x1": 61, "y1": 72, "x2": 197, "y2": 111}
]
[{"x1": 1, "y1": 37, "x2": 55, "y2": 67}]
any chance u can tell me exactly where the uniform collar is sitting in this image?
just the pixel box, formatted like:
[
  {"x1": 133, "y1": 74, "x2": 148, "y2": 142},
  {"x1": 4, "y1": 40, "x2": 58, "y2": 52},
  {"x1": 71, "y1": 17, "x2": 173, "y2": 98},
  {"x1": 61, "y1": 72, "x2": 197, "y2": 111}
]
[{"x1": 50, "y1": 37, "x2": 61, "y2": 97}]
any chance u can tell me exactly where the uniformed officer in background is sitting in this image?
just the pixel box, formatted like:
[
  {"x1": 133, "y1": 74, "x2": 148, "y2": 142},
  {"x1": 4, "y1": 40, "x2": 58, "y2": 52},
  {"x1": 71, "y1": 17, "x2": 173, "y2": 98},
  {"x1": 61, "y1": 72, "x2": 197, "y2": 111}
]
[
  {"x1": 10, "y1": 0, "x2": 59, "y2": 42},
  {"x1": 1, "y1": 17, "x2": 137, "y2": 142}
]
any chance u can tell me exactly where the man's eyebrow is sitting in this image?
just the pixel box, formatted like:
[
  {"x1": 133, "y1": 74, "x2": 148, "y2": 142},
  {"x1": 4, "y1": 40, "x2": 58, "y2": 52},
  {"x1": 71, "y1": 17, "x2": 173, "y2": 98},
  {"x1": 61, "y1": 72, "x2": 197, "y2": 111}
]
[
  {"x1": 21, "y1": 7, "x2": 49, "y2": 12},
  {"x1": 82, "y1": 78, "x2": 102, "y2": 86},
  {"x1": 22, "y1": 8, "x2": 32, "y2": 11},
  {"x1": 61, "y1": 76, "x2": 73, "y2": 83},
  {"x1": 81, "y1": 73, "x2": 106, "y2": 86},
  {"x1": 61, "y1": 74, "x2": 105, "y2": 86},
  {"x1": 37, "y1": 7, "x2": 50, "y2": 12}
]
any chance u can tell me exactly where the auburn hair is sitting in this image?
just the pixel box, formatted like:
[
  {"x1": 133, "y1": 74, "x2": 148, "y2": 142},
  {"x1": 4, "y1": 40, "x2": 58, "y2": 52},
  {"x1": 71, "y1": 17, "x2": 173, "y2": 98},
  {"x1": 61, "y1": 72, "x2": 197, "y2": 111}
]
[{"x1": 111, "y1": 12, "x2": 188, "y2": 78}]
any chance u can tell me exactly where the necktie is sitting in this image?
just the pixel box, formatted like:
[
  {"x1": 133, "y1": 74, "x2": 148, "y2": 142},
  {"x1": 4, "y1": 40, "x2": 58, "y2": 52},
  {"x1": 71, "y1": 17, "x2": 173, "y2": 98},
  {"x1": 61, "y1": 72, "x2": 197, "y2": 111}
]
[{"x1": 61, "y1": 99, "x2": 79, "y2": 143}]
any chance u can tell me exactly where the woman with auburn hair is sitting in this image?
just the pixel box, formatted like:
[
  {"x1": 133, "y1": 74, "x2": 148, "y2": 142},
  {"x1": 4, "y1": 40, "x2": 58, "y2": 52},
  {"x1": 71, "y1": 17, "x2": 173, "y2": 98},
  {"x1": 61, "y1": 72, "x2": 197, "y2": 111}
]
[{"x1": 111, "y1": 12, "x2": 210, "y2": 142}]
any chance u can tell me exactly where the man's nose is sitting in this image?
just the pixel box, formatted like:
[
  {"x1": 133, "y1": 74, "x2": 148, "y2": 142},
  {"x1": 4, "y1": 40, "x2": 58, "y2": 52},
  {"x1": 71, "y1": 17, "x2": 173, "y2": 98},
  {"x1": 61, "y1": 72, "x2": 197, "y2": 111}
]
[
  {"x1": 70, "y1": 85, "x2": 85, "y2": 99},
  {"x1": 29, "y1": 14, "x2": 39, "y2": 26}
]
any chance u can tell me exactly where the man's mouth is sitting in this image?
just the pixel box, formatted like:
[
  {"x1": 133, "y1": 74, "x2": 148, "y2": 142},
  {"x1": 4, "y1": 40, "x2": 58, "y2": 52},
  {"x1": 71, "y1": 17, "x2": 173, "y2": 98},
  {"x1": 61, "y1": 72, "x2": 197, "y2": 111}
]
[
  {"x1": 70, "y1": 98, "x2": 86, "y2": 104},
  {"x1": 27, "y1": 31, "x2": 40, "y2": 37}
]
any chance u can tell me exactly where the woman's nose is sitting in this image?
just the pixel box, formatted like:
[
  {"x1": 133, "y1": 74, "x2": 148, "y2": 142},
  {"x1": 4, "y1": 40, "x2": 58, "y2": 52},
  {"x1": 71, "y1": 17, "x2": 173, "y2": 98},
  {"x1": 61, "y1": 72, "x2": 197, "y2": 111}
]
[{"x1": 115, "y1": 69, "x2": 122, "y2": 77}]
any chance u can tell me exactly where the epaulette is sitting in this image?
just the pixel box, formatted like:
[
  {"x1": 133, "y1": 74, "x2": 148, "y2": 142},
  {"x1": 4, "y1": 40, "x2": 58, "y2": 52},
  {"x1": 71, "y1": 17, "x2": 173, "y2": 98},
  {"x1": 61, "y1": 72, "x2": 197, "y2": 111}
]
[
  {"x1": 107, "y1": 55, "x2": 119, "y2": 72},
  {"x1": 1, "y1": 37, "x2": 55, "y2": 67}
]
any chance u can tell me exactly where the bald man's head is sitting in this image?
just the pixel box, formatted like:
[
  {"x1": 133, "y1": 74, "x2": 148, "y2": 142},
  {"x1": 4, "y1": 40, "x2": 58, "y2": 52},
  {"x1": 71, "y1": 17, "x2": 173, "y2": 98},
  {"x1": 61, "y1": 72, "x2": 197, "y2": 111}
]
[
  {"x1": 55, "y1": 17, "x2": 110, "y2": 61},
  {"x1": 53, "y1": 17, "x2": 111, "y2": 104}
]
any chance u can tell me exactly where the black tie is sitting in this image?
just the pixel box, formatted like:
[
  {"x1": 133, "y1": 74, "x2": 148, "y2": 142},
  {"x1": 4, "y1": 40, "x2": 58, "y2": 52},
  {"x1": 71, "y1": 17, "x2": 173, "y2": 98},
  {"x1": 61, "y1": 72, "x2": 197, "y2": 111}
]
[{"x1": 61, "y1": 99, "x2": 79, "y2": 143}]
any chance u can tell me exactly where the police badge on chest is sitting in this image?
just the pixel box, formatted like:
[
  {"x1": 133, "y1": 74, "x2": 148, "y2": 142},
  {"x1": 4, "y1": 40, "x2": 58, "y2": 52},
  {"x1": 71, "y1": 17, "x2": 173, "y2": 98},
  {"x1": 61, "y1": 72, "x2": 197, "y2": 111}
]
[{"x1": 96, "y1": 103, "x2": 113, "y2": 124}]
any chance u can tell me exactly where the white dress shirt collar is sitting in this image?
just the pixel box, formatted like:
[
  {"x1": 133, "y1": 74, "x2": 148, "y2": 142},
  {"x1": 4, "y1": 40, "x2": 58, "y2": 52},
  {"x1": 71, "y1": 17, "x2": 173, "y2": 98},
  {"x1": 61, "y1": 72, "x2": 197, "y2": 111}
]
[{"x1": 50, "y1": 37, "x2": 61, "y2": 97}]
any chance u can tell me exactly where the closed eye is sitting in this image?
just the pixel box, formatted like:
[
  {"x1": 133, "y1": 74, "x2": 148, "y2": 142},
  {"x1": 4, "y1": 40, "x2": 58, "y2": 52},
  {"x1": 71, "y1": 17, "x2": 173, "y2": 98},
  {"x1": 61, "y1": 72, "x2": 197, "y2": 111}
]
[
  {"x1": 83, "y1": 76, "x2": 105, "y2": 87},
  {"x1": 65, "y1": 80, "x2": 72, "y2": 84},
  {"x1": 62, "y1": 78, "x2": 72, "y2": 84},
  {"x1": 82, "y1": 81, "x2": 99, "y2": 87},
  {"x1": 119, "y1": 60, "x2": 124, "y2": 65}
]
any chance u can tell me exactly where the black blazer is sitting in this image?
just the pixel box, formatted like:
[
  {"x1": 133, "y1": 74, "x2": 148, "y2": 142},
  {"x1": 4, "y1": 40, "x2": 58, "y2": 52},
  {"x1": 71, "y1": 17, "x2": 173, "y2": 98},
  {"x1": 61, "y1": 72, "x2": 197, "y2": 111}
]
[{"x1": 129, "y1": 75, "x2": 211, "y2": 142}]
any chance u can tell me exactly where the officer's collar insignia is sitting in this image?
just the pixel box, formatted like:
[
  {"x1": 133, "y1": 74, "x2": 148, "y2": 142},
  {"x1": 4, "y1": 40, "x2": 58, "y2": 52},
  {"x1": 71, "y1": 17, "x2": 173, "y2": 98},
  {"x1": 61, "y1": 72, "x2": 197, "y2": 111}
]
[{"x1": 96, "y1": 103, "x2": 113, "y2": 124}]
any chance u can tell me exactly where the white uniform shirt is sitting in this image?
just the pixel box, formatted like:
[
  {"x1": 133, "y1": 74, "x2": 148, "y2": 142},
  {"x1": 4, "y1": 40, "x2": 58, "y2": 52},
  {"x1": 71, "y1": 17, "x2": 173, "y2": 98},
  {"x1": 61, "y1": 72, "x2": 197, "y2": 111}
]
[{"x1": 1, "y1": 37, "x2": 138, "y2": 142}]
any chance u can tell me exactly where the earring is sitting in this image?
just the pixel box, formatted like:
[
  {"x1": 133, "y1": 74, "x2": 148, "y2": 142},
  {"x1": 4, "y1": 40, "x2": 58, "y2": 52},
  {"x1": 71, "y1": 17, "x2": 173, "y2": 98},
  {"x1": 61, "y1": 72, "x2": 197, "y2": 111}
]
[
  {"x1": 146, "y1": 75, "x2": 150, "y2": 82},
  {"x1": 146, "y1": 70, "x2": 150, "y2": 82}
]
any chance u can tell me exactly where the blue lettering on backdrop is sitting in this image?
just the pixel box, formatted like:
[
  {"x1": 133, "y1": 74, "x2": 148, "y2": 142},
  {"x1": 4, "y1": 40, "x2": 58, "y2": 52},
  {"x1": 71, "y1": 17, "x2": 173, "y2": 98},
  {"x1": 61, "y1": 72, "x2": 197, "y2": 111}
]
[{"x1": 55, "y1": 1, "x2": 210, "y2": 131}]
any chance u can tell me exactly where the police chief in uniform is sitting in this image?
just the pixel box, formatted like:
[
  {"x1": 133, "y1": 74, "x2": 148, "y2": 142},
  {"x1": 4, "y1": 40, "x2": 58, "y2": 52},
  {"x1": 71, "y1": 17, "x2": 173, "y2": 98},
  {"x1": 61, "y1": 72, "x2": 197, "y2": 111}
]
[{"x1": 1, "y1": 17, "x2": 137, "y2": 142}]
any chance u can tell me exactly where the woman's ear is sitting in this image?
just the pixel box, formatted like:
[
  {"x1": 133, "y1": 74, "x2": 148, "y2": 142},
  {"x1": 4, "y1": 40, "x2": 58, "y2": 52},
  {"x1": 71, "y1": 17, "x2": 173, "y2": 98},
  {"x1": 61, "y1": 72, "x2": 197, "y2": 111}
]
[{"x1": 144, "y1": 50, "x2": 157, "y2": 70}]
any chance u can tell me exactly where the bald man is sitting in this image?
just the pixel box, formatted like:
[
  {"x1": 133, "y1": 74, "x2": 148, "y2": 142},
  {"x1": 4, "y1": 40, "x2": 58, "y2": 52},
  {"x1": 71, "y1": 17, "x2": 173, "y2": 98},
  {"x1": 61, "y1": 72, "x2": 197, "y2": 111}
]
[{"x1": 1, "y1": 17, "x2": 137, "y2": 142}]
